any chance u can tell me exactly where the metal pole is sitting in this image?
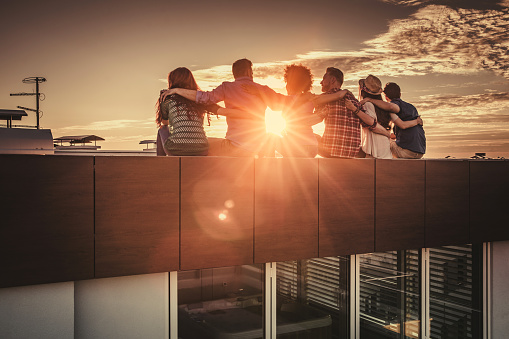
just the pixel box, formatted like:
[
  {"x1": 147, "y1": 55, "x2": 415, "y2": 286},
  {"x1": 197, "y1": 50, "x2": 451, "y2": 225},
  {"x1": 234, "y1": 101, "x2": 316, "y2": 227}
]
[{"x1": 36, "y1": 79, "x2": 40, "y2": 129}]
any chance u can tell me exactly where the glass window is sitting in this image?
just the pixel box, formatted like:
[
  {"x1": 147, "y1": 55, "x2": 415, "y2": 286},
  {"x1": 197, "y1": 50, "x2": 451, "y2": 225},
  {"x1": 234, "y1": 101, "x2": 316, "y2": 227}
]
[
  {"x1": 276, "y1": 256, "x2": 350, "y2": 338},
  {"x1": 359, "y1": 250, "x2": 421, "y2": 339},
  {"x1": 178, "y1": 264, "x2": 264, "y2": 339},
  {"x1": 429, "y1": 244, "x2": 483, "y2": 339}
]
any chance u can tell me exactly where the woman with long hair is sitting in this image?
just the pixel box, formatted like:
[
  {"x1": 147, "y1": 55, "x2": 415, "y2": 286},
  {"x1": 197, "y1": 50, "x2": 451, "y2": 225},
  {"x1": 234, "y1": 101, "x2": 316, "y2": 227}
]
[
  {"x1": 353, "y1": 75, "x2": 393, "y2": 158},
  {"x1": 156, "y1": 67, "x2": 241, "y2": 156}
]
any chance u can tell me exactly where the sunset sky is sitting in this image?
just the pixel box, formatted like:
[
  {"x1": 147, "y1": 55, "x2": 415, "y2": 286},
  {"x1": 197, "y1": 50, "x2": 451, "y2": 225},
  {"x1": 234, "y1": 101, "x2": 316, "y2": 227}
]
[{"x1": 1, "y1": 0, "x2": 508, "y2": 158}]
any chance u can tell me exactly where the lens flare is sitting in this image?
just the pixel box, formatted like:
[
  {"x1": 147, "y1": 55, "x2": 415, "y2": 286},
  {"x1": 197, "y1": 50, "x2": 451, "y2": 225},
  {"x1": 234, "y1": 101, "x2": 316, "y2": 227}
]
[
  {"x1": 218, "y1": 210, "x2": 228, "y2": 221},
  {"x1": 224, "y1": 200, "x2": 235, "y2": 208}
]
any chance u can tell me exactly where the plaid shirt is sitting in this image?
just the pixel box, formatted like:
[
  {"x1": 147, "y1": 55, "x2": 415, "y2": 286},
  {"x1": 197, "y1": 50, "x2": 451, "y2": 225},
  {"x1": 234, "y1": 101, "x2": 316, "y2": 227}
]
[{"x1": 316, "y1": 89, "x2": 365, "y2": 158}]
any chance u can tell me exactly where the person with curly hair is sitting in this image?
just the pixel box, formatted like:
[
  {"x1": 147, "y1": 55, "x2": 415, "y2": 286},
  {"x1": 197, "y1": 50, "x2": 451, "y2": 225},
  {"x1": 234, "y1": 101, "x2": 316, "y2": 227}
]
[{"x1": 245, "y1": 64, "x2": 319, "y2": 157}]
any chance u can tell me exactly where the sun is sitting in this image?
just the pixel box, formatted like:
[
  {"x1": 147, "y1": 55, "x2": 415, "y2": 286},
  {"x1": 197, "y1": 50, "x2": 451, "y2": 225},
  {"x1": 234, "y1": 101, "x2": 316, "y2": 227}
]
[{"x1": 265, "y1": 108, "x2": 285, "y2": 136}]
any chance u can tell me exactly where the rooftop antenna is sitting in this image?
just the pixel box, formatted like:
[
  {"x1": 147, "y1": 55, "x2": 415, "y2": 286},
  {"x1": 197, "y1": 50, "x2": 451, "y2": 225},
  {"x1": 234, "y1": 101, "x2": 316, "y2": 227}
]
[{"x1": 10, "y1": 76, "x2": 47, "y2": 129}]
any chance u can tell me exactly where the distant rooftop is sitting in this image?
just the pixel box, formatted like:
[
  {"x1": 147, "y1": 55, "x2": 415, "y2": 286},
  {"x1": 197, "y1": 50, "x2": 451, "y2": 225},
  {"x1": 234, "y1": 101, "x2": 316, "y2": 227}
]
[
  {"x1": 54, "y1": 135, "x2": 105, "y2": 143},
  {"x1": 54, "y1": 135, "x2": 105, "y2": 150},
  {"x1": 0, "y1": 109, "x2": 28, "y2": 128},
  {"x1": 0, "y1": 109, "x2": 28, "y2": 120}
]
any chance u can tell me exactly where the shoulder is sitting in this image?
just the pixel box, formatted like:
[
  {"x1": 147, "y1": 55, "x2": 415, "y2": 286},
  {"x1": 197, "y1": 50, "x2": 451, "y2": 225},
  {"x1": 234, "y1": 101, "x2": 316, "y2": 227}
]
[
  {"x1": 363, "y1": 101, "x2": 375, "y2": 111},
  {"x1": 391, "y1": 98, "x2": 402, "y2": 106},
  {"x1": 395, "y1": 99, "x2": 417, "y2": 113}
]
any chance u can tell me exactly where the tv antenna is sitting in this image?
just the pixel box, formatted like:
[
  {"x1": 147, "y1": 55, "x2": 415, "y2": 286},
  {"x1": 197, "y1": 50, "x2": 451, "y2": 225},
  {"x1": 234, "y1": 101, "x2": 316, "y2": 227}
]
[{"x1": 10, "y1": 76, "x2": 47, "y2": 129}]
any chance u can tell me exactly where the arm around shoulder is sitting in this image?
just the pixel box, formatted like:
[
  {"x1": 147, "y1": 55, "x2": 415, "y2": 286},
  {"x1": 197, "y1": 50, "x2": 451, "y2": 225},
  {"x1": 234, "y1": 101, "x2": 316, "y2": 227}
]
[
  {"x1": 361, "y1": 98, "x2": 400, "y2": 113},
  {"x1": 162, "y1": 88, "x2": 198, "y2": 102},
  {"x1": 312, "y1": 89, "x2": 348, "y2": 106},
  {"x1": 391, "y1": 113, "x2": 423, "y2": 129}
]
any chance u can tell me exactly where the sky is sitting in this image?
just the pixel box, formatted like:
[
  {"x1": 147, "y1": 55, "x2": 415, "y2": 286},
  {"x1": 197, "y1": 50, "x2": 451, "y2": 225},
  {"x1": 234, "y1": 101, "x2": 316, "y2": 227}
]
[{"x1": 1, "y1": 0, "x2": 508, "y2": 158}]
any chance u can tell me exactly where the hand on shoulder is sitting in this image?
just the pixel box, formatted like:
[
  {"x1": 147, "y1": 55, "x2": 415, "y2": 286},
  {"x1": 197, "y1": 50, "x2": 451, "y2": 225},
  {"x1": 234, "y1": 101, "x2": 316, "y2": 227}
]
[
  {"x1": 160, "y1": 88, "x2": 178, "y2": 101},
  {"x1": 359, "y1": 97, "x2": 371, "y2": 106}
]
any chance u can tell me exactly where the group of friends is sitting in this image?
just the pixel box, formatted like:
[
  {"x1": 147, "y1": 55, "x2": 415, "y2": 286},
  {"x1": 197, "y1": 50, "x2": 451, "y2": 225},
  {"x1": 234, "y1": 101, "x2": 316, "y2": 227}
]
[{"x1": 155, "y1": 58, "x2": 426, "y2": 159}]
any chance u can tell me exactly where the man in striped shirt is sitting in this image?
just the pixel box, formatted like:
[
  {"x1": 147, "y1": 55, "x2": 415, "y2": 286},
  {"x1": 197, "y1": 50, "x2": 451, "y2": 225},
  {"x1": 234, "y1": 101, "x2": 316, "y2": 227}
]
[{"x1": 313, "y1": 67, "x2": 376, "y2": 158}]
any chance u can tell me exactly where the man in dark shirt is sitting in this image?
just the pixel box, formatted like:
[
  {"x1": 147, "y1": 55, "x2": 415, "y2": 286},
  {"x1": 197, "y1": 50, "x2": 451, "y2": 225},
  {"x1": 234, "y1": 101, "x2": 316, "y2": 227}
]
[{"x1": 361, "y1": 82, "x2": 426, "y2": 159}]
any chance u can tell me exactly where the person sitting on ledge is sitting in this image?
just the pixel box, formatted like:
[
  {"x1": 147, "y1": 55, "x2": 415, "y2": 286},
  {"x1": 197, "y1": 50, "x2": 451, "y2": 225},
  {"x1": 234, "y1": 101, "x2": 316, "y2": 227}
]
[
  {"x1": 360, "y1": 82, "x2": 426, "y2": 159},
  {"x1": 306, "y1": 67, "x2": 390, "y2": 159},
  {"x1": 161, "y1": 58, "x2": 278, "y2": 157},
  {"x1": 156, "y1": 67, "x2": 244, "y2": 156}
]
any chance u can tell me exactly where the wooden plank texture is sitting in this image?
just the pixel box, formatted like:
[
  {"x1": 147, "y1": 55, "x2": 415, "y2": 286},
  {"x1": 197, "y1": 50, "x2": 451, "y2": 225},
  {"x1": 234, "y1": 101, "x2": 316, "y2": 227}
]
[
  {"x1": 95, "y1": 156, "x2": 179, "y2": 277},
  {"x1": 470, "y1": 160, "x2": 509, "y2": 243},
  {"x1": 0, "y1": 155, "x2": 94, "y2": 287},
  {"x1": 254, "y1": 158, "x2": 318, "y2": 263},
  {"x1": 319, "y1": 159, "x2": 375, "y2": 257},
  {"x1": 180, "y1": 157, "x2": 255, "y2": 270},
  {"x1": 425, "y1": 160, "x2": 469, "y2": 248},
  {"x1": 376, "y1": 159, "x2": 425, "y2": 252}
]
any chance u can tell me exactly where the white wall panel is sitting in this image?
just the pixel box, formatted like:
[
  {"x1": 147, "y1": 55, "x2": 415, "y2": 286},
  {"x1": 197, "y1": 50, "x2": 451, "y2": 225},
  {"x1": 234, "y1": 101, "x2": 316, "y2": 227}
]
[
  {"x1": 491, "y1": 241, "x2": 509, "y2": 339},
  {"x1": 75, "y1": 273, "x2": 169, "y2": 339},
  {"x1": 0, "y1": 282, "x2": 74, "y2": 339}
]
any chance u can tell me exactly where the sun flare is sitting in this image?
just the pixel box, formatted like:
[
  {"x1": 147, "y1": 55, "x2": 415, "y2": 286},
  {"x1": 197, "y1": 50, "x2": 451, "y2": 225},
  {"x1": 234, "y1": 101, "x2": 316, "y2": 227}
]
[{"x1": 265, "y1": 108, "x2": 285, "y2": 136}]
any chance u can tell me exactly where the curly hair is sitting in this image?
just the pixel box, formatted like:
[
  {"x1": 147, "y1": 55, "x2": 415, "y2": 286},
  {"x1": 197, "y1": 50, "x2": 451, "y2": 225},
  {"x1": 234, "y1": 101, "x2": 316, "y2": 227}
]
[{"x1": 284, "y1": 64, "x2": 313, "y2": 95}]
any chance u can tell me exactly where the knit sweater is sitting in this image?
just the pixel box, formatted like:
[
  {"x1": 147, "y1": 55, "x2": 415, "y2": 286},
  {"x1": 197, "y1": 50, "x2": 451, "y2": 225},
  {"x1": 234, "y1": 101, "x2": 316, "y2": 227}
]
[{"x1": 161, "y1": 94, "x2": 220, "y2": 156}]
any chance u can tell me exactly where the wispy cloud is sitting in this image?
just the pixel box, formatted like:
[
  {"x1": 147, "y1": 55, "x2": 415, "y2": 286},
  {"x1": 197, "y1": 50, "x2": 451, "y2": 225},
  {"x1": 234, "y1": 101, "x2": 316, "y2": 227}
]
[
  {"x1": 179, "y1": 3, "x2": 509, "y2": 156},
  {"x1": 378, "y1": 0, "x2": 508, "y2": 9},
  {"x1": 416, "y1": 91, "x2": 509, "y2": 111},
  {"x1": 189, "y1": 5, "x2": 508, "y2": 93},
  {"x1": 54, "y1": 119, "x2": 154, "y2": 132}
]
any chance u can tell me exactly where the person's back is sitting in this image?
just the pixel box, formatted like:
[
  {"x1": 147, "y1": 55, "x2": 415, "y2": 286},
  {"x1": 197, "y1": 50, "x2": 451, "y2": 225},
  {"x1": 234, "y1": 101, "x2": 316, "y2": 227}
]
[
  {"x1": 391, "y1": 98, "x2": 426, "y2": 155},
  {"x1": 163, "y1": 94, "x2": 209, "y2": 156},
  {"x1": 383, "y1": 82, "x2": 426, "y2": 157},
  {"x1": 212, "y1": 77, "x2": 268, "y2": 152},
  {"x1": 196, "y1": 59, "x2": 271, "y2": 155},
  {"x1": 315, "y1": 67, "x2": 365, "y2": 158}
]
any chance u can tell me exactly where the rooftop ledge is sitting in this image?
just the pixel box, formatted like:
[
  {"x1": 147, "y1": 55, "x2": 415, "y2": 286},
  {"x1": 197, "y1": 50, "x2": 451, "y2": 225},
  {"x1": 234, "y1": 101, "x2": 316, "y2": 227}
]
[{"x1": 1, "y1": 154, "x2": 508, "y2": 288}]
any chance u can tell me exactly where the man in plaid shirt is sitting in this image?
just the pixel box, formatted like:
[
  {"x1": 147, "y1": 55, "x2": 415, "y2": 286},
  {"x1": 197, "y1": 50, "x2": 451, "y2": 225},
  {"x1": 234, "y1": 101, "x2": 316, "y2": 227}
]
[{"x1": 314, "y1": 67, "x2": 377, "y2": 158}]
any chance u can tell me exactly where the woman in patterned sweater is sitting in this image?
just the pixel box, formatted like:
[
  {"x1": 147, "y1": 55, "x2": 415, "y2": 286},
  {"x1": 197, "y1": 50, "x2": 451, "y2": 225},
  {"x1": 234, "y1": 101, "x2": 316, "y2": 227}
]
[{"x1": 156, "y1": 67, "x2": 235, "y2": 156}]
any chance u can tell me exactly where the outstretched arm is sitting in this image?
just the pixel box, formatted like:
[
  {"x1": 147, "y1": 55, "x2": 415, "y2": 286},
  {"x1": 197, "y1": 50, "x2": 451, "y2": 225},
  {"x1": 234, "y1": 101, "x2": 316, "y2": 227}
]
[
  {"x1": 345, "y1": 100, "x2": 390, "y2": 138},
  {"x1": 360, "y1": 97, "x2": 400, "y2": 113},
  {"x1": 161, "y1": 88, "x2": 198, "y2": 102},
  {"x1": 311, "y1": 89, "x2": 349, "y2": 106},
  {"x1": 242, "y1": 84, "x2": 285, "y2": 110},
  {"x1": 391, "y1": 114, "x2": 423, "y2": 129},
  {"x1": 202, "y1": 103, "x2": 259, "y2": 120},
  {"x1": 217, "y1": 107, "x2": 259, "y2": 119}
]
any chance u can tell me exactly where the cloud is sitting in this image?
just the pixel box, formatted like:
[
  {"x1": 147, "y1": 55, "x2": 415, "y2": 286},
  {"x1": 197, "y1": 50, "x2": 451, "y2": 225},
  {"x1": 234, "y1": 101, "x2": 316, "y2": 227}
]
[
  {"x1": 190, "y1": 5, "x2": 509, "y2": 85},
  {"x1": 378, "y1": 0, "x2": 508, "y2": 9},
  {"x1": 413, "y1": 91, "x2": 509, "y2": 153},
  {"x1": 416, "y1": 91, "x2": 509, "y2": 111},
  {"x1": 54, "y1": 119, "x2": 154, "y2": 132},
  {"x1": 366, "y1": 5, "x2": 509, "y2": 78}
]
